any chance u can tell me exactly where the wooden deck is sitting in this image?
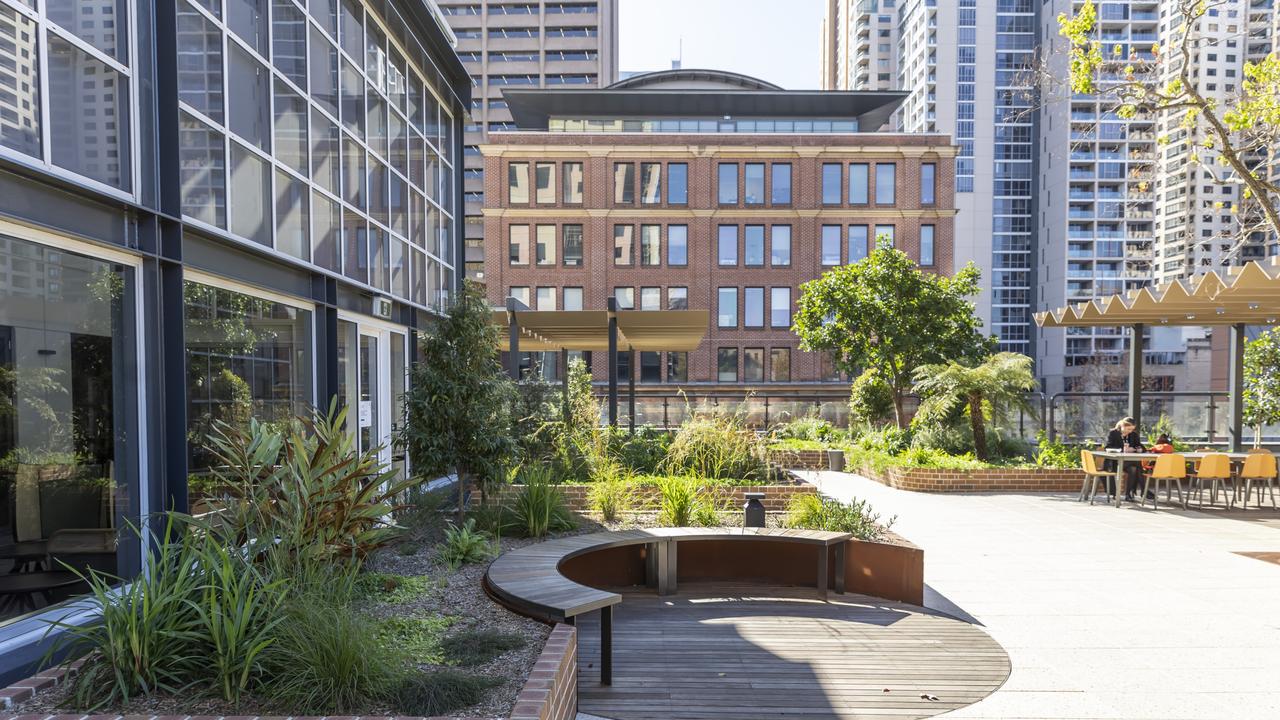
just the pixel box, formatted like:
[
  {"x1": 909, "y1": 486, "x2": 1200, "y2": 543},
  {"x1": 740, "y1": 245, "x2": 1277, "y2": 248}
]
[{"x1": 575, "y1": 583, "x2": 1009, "y2": 720}]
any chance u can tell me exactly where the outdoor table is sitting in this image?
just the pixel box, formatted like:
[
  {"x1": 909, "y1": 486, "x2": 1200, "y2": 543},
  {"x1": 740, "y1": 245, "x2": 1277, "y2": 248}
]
[
  {"x1": 0, "y1": 571, "x2": 81, "y2": 615},
  {"x1": 1088, "y1": 450, "x2": 1254, "y2": 508}
]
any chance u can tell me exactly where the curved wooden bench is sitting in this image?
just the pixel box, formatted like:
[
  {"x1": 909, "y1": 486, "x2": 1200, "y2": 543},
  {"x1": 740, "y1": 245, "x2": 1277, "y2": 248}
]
[{"x1": 484, "y1": 527, "x2": 853, "y2": 685}]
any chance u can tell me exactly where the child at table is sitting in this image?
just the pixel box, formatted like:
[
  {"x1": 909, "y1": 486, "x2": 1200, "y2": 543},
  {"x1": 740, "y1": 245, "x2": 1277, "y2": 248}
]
[{"x1": 1142, "y1": 433, "x2": 1176, "y2": 473}]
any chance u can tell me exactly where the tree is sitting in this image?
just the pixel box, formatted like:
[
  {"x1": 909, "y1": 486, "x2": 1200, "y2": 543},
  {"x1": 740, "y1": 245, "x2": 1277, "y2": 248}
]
[
  {"x1": 848, "y1": 368, "x2": 894, "y2": 427},
  {"x1": 1054, "y1": 0, "x2": 1280, "y2": 261},
  {"x1": 401, "y1": 281, "x2": 516, "y2": 521},
  {"x1": 1244, "y1": 328, "x2": 1280, "y2": 447},
  {"x1": 912, "y1": 353, "x2": 1038, "y2": 462},
  {"x1": 793, "y1": 245, "x2": 993, "y2": 428}
]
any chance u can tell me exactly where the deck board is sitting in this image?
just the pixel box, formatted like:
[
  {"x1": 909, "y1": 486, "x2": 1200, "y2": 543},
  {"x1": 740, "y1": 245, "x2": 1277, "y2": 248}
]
[{"x1": 575, "y1": 584, "x2": 1009, "y2": 720}]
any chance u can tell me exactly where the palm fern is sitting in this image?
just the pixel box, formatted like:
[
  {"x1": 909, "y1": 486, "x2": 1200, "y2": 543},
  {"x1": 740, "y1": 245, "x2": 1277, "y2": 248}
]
[{"x1": 912, "y1": 352, "x2": 1037, "y2": 461}]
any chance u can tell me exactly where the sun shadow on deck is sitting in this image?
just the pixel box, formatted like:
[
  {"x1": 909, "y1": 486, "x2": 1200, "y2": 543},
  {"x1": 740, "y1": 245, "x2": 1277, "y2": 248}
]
[{"x1": 573, "y1": 583, "x2": 1009, "y2": 720}]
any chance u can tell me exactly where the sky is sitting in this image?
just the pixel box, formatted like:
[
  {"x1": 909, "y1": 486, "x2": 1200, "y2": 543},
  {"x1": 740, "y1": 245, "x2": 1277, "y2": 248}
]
[{"x1": 617, "y1": 0, "x2": 825, "y2": 90}]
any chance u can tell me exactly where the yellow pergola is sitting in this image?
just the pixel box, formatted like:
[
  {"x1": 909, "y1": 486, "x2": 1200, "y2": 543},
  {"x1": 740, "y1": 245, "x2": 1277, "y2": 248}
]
[
  {"x1": 1035, "y1": 257, "x2": 1280, "y2": 450},
  {"x1": 494, "y1": 297, "x2": 709, "y2": 427}
]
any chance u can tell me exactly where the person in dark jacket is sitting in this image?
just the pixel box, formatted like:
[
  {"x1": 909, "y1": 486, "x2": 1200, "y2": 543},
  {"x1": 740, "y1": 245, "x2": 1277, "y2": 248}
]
[{"x1": 1104, "y1": 417, "x2": 1145, "y2": 501}]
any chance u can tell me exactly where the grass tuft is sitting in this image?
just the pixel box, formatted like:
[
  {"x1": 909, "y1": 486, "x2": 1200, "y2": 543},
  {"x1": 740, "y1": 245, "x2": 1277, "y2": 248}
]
[
  {"x1": 440, "y1": 629, "x2": 526, "y2": 666},
  {"x1": 393, "y1": 669, "x2": 501, "y2": 716}
]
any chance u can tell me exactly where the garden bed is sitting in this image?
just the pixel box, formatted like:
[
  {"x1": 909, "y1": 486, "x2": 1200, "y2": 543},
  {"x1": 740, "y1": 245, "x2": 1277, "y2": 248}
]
[{"x1": 493, "y1": 482, "x2": 817, "y2": 513}]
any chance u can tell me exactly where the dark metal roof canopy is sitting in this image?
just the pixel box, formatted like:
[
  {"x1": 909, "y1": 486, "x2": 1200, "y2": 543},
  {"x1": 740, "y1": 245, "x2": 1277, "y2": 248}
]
[{"x1": 501, "y1": 88, "x2": 909, "y2": 131}]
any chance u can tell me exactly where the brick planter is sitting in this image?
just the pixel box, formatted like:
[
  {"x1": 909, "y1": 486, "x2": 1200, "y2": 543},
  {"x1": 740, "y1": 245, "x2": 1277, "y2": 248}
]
[
  {"x1": 766, "y1": 448, "x2": 833, "y2": 470},
  {"x1": 496, "y1": 483, "x2": 817, "y2": 513},
  {"x1": 855, "y1": 464, "x2": 1085, "y2": 493}
]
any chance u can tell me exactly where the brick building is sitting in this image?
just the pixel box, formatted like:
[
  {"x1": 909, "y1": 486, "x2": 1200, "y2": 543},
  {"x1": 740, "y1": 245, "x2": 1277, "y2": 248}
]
[{"x1": 483, "y1": 69, "x2": 958, "y2": 388}]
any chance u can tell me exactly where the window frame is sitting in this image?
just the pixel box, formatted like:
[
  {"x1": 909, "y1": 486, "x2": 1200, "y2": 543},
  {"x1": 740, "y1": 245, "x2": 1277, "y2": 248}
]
[
  {"x1": 508, "y1": 224, "x2": 530, "y2": 265},
  {"x1": 821, "y1": 163, "x2": 842, "y2": 205},
  {"x1": 667, "y1": 224, "x2": 688, "y2": 266},
  {"x1": 875, "y1": 162, "x2": 896, "y2": 205},
  {"x1": 508, "y1": 161, "x2": 530, "y2": 204},
  {"x1": 717, "y1": 347, "x2": 739, "y2": 383},
  {"x1": 717, "y1": 287, "x2": 738, "y2": 328},
  {"x1": 849, "y1": 163, "x2": 869, "y2": 205},
  {"x1": 770, "y1": 287, "x2": 791, "y2": 328},
  {"x1": 820, "y1": 224, "x2": 842, "y2": 266},
  {"x1": 717, "y1": 224, "x2": 738, "y2": 266},
  {"x1": 770, "y1": 163, "x2": 792, "y2": 205},
  {"x1": 717, "y1": 162, "x2": 738, "y2": 205}
]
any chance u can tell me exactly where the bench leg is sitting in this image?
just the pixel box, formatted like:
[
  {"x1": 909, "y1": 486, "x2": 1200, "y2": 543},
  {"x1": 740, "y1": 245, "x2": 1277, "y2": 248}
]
[
  {"x1": 656, "y1": 540, "x2": 672, "y2": 596},
  {"x1": 817, "y1": 546, "x2": 828, "y2": 600},
  {"x1": 600, "y1": 605, "x2": 612, "y2": 686},
  {"x1": 666, "y1": 539, "x2": 678, "y2": 595},
  {"x1": 645, "y1": 542, "x2": 657, "y2": 589},
  {"x1": 834, "y1": 543, "x2": 846, "y2": 595}
]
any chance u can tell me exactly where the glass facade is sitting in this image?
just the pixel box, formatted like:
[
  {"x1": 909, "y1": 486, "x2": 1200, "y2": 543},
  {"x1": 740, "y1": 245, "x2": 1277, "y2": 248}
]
[{"x1": 175, "y1": 0, "x2": 457, "y2": 312}]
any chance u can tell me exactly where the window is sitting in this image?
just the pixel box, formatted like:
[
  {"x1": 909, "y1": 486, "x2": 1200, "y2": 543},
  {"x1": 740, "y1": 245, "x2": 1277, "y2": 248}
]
[
  {"x1": 536, "y1": 286, "x2": 556, "y2": 310},
  {"x1": 614, "y1": 163, "x2": 635, "y2": 203},
  {"x1": 718, "y1": 287, "x2": 738, "y2": 327},
  {"x1": 640, "y1": 352, "x2": 662, "y2": 383},
  {"x1": 921, "y1": 163, "x2": 936, "y2": 205},
  {"x1": 718, "y1": 225, "x2": 738, "y2": 265},
  {"x1": 821, "y1": 225, "x2": 842, "y2": 265},
  {"x1": 744, "y1": 287, "x2": 764, "y2": 327},
  {"x1": 668, "y1": 163, "x2": 688, "y2": 204},
  {"x1": 717, "y1": 348, "x2": 739, "y2": 382},
  {"x1": 614, "y1": 286, "x2": 634, "y2": 309},
  {"x1": 536, "y1": 225, "x2": 555, "y2": 265},
  {"x1": 771, "y1": 163, "x2": 792, "y2": 204},
  {"x1": 509, "y1": 162, "x2": 529, "y2": 203},
  {"x1": 770, "y1": 287, "x2": 791, "y2": 327},
  {"x1": 614, "y1": 225, "x2": 633, "y2": 265},
  {"x1": 921, "y1": 224, "x2": 935, "y2": 266},
  {"x1": 509, "y1": 286, "x2": 530, "y2": 306},
  {"x1": 668, "y1": 225, "x2": 688, "y2": 265},
  {"x1": 668, "y1": 352, "x2": 688, "y2": 382},
  {"x1": 744, "y1": 348, "x2": 764, "y2": 382},
  {"x1": 822, "y1": 163, "x2": 842, "y2": 204},
  {"x1": 849, "y1": 225, "x2": 869, "y2": 262},
  {"x1": 535, "y1": 162, "x2": 555, "y2": 203},
  {"x1": 771, "y1": 226, "x2": 791, "y2": 266},
  {"x1": 875, "y1": 224, "x2": 895, "y2": 247},
  {"x1": 640, "y1": 286, "x2": 661, "y2": 311},
  {"x1": 564, "y1": 286, "x2": 584, "y2": 310},
  {"x1": 744, "y1": 163, "x2": 765, "y2": 204},
  {"x1": 640, "y1": 163, "x2": 661, "y2": 204},
  {"x1": 509, "y1": 225, "x2": 530, "y2": 264},
  {"x1": 876, "y1": 163, "x2": 896, "y2": 204},
  {"x1": 563, "y1": 162, "x2": 584, "y2": 203},
  {"x1": 769, "y1": 348, "x2": 791, "y2": 382},
  {"x1": 615, "y1": 350, "x2": 631, "y2": 382},
  {"x1": 668, "y1": 286, "x2": 688, "y2": 310},
  {"x1": 744, "y1": 226, "x2": 765, "y2": 266},
  {"x1": 718, "y1": 163, "x2": 738, "y2": 204},
  {"x1": 640, "y1": 225, "x2": 661, "y2": 265},
  {"x1": 849, "y1": 163, "x2": 868, "y2": 204},
  {"x1": 563, "y1": 224, "x2": 583, "y2": 266}
]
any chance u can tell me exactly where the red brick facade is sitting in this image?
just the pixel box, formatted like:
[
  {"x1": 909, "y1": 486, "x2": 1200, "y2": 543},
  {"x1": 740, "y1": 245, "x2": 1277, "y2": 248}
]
[{"x1": 483, "y1": 132, "x2": 958, "y2": 386}]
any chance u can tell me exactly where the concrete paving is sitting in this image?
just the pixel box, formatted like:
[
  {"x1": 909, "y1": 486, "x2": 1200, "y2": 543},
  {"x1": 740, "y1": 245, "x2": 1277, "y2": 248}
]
[{"x1": 801, "y1": 470, "x2": 1280, "y2": 720}]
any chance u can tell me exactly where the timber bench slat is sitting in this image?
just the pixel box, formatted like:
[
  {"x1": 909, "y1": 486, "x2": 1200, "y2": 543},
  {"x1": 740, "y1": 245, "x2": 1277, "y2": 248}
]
[{"x1": 484, "y1": 526, "x2": 854, "y2": 686}]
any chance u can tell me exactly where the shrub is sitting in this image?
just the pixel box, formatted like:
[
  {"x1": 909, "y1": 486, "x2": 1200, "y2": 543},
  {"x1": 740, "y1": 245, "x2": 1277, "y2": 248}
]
[
  {"x1": 784, "y1": 494, "x2": 893, "y2": 541},
  {"x1": 437, "y1": 519, "x2": 497, "y2": 569},
  {"x1": 439, "y1": 629, "x2": 525, "y2": 666},
  {"x1": 394, "y1": 670, "x2": 501, "y2": 716},
  {"x1": 375, "y1": 615, "x2": 454, "y2": 664},
  {"x1": 1033, "y1": 431, "x2": 1081, "y2": 469},
  {"x1": 849, "y1": 368, "x2": 895, "y2": 426},
  {"x1": 853, "y1": 425, "x2": 912, "y2": 455},
  {"x1": 771, "y1": 414, "x2": 838, "y2": 443},
  {"x1": 260, "y1": 595, "x2": 401, "y2": 714},
  {"x1": 663, "y1": 414, "x2": 769, "y2": 481},
  {"x1": 908, "y1": 419, "x2": 975, "y2": 456},
  {"x1": 587, "y1": 465, "x2": 634, "y2": 522},
  {"x1": 508, "y1": 466, "x2": 575, "y2": 538},
  {"x1": 355, "y1": 572, "x2": 432, "y2": 604},
  {"x1": 657, "y1": 476, "x2": 702, "y2": 526},
  {"x1": 606, "y1": 425, "x2": 671, "y2": 473}
]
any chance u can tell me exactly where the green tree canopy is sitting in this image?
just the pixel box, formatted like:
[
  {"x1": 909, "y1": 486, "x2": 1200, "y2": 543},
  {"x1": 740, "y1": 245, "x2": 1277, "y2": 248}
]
[
  {"x1": 401, "y1": 281, "x2": 515, "y2": 520},
  {"x1": 912, "y1": 352, "x2": 1038, "y2": 461},
  {"x1": 1244, "y1": 328, "x2": 1280, "y2": 447},
  {"x1": 793, "y1": 245, "x2": 994, "y2": 428}
]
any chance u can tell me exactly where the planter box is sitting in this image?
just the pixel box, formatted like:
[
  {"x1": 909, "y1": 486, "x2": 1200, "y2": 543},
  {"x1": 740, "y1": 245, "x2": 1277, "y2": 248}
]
[
  {"x1": 496, "y1": 483, "x2": 817, "y2": 513},
  {"x1": 766, "y1": 448, "x2": 830, "y2": 470},
  {"x1": 855, "y1": 463, "x2": 1085, "y2": 493}
]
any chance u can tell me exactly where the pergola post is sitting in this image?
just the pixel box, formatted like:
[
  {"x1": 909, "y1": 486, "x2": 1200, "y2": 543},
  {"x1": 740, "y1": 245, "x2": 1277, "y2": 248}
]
[
  {"x1": 560, "y1": 347, "x2": 570, "y2": 426},
  {"x1": 506, "y1": 296, "x2": 520, "y2": 381},
  {"x1": 607, "y1": 298, "x2": 618, "y2": 427},
  {"x1": 1129, "y1": 323, "x2": 1144, "y2": 431},
  {"x1": 1229, "y1": 322, "x2": 1246, "y2": 452},
  {"x1": 628, "y1": 349, "x2": 636, "y2": 433}
]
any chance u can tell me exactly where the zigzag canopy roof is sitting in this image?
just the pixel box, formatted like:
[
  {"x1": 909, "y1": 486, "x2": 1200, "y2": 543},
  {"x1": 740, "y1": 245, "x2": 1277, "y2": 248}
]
[{"x1": 1035, "y1": 258, "x2": 1280, "y2": 328}]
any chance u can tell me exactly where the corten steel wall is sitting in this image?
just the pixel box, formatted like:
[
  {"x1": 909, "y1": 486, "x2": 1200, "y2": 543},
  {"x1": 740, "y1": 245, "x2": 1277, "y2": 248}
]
[{"x1": 482, "y1": 132, "x2": 958, "y2": 386}]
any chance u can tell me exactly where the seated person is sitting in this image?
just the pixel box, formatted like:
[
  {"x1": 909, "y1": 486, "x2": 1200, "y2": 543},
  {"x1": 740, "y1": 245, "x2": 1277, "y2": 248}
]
[
  {"x1": 1105, "y1": 417, "x2": 1146, "y2": 501},
  {"x1": 1142, "y1": 433, "x2": 1176, "y2": 473}
]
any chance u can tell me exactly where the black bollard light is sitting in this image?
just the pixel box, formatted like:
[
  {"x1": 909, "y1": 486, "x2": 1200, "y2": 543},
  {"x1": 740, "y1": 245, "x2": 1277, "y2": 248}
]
[{"x1": 743, "y1": 492, "x2": 766, "y2": 528}]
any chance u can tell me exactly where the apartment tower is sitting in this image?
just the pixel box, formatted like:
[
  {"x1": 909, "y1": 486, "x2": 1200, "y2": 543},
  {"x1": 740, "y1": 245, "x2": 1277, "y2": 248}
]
[{"x1": 435, "y1": 0, "x2": 619, "y2": 282}]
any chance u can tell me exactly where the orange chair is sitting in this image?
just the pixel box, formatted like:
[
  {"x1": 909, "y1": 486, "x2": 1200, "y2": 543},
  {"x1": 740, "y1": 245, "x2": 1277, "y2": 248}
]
[
  {"x1": 1239, "y1": 450, "x2": 1278, "y2": 510},
  {"x1": 1192, "y1": 453, "x2": 1236, "y2": 509},
  {"x1": 1143, "y1": 453, "x2": 1187, "y2": 510},
  {"x1": 1080, "y1": 450, "x2": 1113, "y2": 505}
]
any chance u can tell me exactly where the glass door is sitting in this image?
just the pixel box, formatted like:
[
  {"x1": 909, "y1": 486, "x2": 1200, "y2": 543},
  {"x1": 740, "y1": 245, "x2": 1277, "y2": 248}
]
[{"x1": 336, "y1": 317, "x2": 408, "y2": 480}]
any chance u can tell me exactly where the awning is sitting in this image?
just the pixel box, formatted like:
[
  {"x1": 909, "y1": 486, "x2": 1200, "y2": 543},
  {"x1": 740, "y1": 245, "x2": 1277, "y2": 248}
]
[
  {"x1": 1035, "y1": 257, "x2": 1280, "y2": 328},
  {"x1": 492, "y1": 309, "x2": 709, "y2": 352}
]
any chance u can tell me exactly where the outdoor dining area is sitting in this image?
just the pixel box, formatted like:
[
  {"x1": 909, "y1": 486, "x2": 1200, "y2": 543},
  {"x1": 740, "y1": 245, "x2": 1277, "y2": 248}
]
[{"x1": 1036, "y1": 257, "x2": 1280, "y2": 514}]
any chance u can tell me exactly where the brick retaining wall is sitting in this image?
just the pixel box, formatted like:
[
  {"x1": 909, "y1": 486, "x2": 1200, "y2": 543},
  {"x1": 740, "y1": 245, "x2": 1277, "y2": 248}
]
[
  {"x1": 856, "y1": 464, "x2": 1085, "y2": 493},
  {"x1": 497, "y1": 483, "x2": 817, "y2": 513},
  {"x1": 509, "y1": 623, "x2": 576, "y2": 720},
  {"x1": 766, "y1": 448, "x2": 832, "y2": 470}
]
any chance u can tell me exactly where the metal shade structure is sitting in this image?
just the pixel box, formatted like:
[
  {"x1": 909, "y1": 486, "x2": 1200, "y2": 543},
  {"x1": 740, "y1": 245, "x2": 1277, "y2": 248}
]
[
  {"x1": 496, "y1": 299, "x2": 709, "y2": 428},
  {"x1": 1035, "y1": 258, "x2": 1280, "y2": 451}
]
